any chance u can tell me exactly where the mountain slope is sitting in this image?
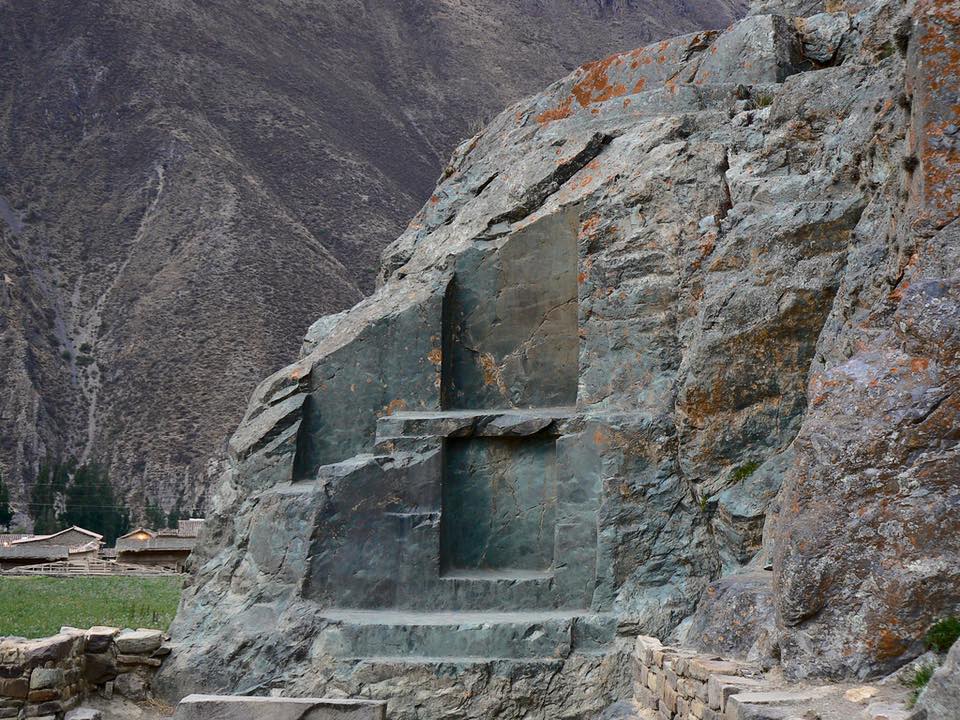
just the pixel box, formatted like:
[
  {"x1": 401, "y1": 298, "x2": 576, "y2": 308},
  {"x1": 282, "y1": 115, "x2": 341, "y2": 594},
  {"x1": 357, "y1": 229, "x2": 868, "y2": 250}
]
[{"x1": 0, "y1": 0, "x2": 746, "y2": 519}]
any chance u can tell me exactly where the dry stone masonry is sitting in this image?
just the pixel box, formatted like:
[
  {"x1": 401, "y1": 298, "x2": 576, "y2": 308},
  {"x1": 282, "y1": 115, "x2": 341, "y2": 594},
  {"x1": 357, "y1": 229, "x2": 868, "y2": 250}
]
[
  {"x1": 623, "y1": 636, "x2": 917, "y2": 720},
  {"x1": 0, "y1": 628, "x2": 168, "y2": 719},
  {"x1": 156, "y1": 0, "x2": 960, "y2": 717}
]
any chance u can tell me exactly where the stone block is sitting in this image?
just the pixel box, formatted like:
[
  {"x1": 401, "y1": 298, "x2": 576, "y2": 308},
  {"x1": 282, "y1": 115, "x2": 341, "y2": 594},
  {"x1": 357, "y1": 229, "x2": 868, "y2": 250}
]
[
  {"x1": 115, "y1": 630, "x2": 162, "y2": 655},
  {"x1": 677, "y1": 677, "x2": 696, "y2": 699},
  {"x1": 0, "y1": 678, "x2": 28, "y2": 699},
  {"x1": 23, "y1": 635, "x2": 78, "y2": 668},
  {"x1": 637, "y1": 636, "x2": 663, "y2": 666},
  {"x1": 661, "y1": 684, "x2": 678, "y2": 714},
  {"x1": 690, "y1": 699, "x2": 707, "y2": 719},
  {"x1": 173, "y1": 695, "x2": 388, "y2": 720},
  {"x1": 0, "y1": 664, "x2": 25, "y2": 679},
  {"x1": 30, "y1": 699, "x2": 64, "y2": 716},
  {"x1": 707, "y1": 675, "x2": 767, "y2": 712},
  {"x1": 117, "y1": 654, "x2": 162, "y2": 667},
  {"x1": 83, "y1": 628, "x2": 118, "y2": 654},
  {"x1": 27, "y1": 689, "x2": 60, "y2": 703},
  {"x1": 114, "y1": 672, "x2": 149, "y2": 701},
  {"x1": 83, "y1": 652, "x2": 117, "y2": 685},
  {"x1": 724, "y1": 687, "x2": 838, "y2": 720},
  {"x1": 647, "y1": 670, "x2": 660, "y2": 693},
  {"x1": 29, "y1": 668, "x2": 63, "y2": 690},
  {"x1": 688, "y1": 658, "x2": 744, "y2": 682},
  {"x1": 664, "y1": 667, "x2": 678, "y2": 691},
  {"x1": 635, "y1": 685, "x2": 659, "y2": 711},
  {"x1": 670, "y1": 651, "x2": 701, "y2": 678},
  {"x1": 0, "y1": 708, "x2": 17, "y2": 718}
]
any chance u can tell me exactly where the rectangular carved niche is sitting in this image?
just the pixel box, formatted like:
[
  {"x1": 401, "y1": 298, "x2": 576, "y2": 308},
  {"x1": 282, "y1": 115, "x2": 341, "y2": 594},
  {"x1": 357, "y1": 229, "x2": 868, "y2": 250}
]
[
  {"x1": 440, "y1": 436, "x2": 558, "y2": 575},
  {"x1": 442, "y1": 208, "x2": 579, "y2": 409}
]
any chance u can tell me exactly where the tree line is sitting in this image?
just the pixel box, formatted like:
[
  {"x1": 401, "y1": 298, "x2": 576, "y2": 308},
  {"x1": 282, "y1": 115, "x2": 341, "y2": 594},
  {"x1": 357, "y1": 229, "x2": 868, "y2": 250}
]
[{"x1": 0, "y1": 461, "x2": 202, "y2": 545}]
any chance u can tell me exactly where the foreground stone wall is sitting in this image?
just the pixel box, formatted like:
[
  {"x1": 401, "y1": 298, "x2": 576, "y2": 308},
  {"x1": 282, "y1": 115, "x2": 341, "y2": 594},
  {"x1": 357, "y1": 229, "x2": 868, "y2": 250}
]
[
  {"x1": 0, "y1": 628, "x2": 167, "y2": 719},
  {"x1": 625, "y1": 636, "x2": 917, "y2": 720}
]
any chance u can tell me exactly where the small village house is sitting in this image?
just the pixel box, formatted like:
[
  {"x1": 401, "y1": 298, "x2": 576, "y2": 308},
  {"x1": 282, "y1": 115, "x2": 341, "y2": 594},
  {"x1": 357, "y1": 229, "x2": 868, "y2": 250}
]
[
  {"x1": 0, "y1": 526, "x2": 102, "y2": 570},
  {"x1": 114, "y1": 518, "x2": 203, "y2": 571}
]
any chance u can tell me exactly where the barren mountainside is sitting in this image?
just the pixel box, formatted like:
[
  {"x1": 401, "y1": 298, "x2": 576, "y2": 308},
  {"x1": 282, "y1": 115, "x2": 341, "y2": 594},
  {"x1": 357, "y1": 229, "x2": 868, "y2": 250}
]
[{"x1": 0, "y1": 0, "x2": 746, "y2": 521}]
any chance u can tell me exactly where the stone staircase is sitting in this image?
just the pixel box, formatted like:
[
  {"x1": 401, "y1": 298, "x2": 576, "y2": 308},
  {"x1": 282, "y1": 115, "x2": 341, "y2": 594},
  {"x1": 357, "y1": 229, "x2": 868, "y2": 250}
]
[{"x1": 312, "y1": 609, "x2": 616, "y2": 661}]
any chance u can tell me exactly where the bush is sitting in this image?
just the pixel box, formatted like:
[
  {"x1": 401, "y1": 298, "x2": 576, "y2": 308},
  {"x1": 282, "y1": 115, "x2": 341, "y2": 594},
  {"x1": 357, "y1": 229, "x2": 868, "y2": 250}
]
[
  {"x1": 730, "y1": 461, "x2": 761, "y2": 484},
  {"x1": 926, "y1": 617, "x2": 960, "y2": 653},
  {"x1": 907, "y1": 663, "x2": 936, "y2": 708}
]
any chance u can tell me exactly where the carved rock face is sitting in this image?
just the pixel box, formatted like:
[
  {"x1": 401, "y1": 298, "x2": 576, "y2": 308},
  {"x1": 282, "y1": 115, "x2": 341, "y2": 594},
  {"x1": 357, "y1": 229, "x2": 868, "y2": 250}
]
[{"x1": 158, "y1": 0, "x2": 960, "y2": 714}]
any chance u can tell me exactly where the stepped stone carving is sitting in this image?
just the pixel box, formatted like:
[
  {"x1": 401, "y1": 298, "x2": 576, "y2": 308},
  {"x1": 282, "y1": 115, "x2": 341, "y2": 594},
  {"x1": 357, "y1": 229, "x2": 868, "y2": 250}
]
[{"x1": 158, "y1": 0, "x2": 960, "y2": 717}]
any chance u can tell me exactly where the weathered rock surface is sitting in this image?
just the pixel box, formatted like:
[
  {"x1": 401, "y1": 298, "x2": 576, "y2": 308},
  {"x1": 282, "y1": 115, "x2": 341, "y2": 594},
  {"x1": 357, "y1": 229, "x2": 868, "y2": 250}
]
[
  {"x1": 772, "y1": 0, "x2": 960, "y2": 679},
  {"x1": 159, "y1": 0, "x2": 959, "y2": 716},
  {"x1": 173, "y1": 695, "x2": 386, "y2": 720},
  {"x1": 0, "y1": 0, "x2": 747, "y2": 521},
  {"x1": 912, "y1": 639, "x2": 960, "y2": 720}
]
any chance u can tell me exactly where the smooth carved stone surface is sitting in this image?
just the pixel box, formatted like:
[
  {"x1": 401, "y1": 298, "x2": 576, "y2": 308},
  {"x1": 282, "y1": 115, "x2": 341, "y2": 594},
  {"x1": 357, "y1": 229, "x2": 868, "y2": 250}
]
[
  {"x1": 441, "y1": 436, "x2": 558, "y2": 572},
  {"x1": 173, "y1": 695, "x2": 386, "y2": 720},
  {"x1": 443, "y1": 208, "x2": 580, "y2": 410}
]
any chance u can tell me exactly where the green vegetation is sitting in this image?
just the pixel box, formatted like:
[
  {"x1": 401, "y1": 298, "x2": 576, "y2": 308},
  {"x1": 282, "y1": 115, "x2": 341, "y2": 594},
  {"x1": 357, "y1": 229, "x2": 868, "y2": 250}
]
[
  {"x1": 29, "y1": 460, "x2": 72, "y2": 535},
  {"x1": 145, "y1": 498, "x2": 166, "y2": 529},
  {"x1": 926, "y1": 617, "x2": 960, "y2": 653},
  {"x1": 730, "y1": 461, "x2": 761, "y2": 484},
  {"x1": 0, "y1": 469, "x2": 12, "y2": 531},
  {"x1": 0, "y1": 576, "x2": 182, "y2": 638},
  {"x1": 906, "y1": 663, "x2": 936, "y2": 708},
  {"x1": 29, "y1": 459, "x2": 130, "y2": 543},
  {"x1": 748, "y1": 93, "x2": 775, "y2": 110},
  {"x1": 877, "y1": 41, "x2": 897, "y2": 60}
]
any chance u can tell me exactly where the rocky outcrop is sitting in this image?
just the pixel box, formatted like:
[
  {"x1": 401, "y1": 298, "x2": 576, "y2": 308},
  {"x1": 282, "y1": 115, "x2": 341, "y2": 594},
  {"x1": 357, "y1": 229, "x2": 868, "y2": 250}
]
[
  {"x1": 158, "y1": 0, "x2": 959, "y2": 716},
  {"x1": 0, "y1": 0, "x2": 746, "y2": 521},
  {"x1": 771, "y1": 0, "x2": 960, "y2": 679},
  {"x1": 912, "y1": 640, "x2": 960, "y2": 720}
]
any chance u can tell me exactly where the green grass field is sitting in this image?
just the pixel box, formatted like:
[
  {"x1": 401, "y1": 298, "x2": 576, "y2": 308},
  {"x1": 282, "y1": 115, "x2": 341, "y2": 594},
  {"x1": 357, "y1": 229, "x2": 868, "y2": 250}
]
[{"x1": 0, "y1": 576, "x2": 183, "y2": 638}]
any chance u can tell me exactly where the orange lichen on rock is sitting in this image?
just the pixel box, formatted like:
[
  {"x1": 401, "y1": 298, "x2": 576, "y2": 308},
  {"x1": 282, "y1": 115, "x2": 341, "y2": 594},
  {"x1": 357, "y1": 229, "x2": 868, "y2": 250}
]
[
  {"x1": 535, "y1": 96, "x2": 574, "y2": 125},
  {"x1": 579, "y1": 214, "x2": 602, "y2": 239},
  {"x1": 383, "y1": 398, "x2": 407, "y2": 416},
  {"x1": 571, "y1": 54, "x2": 629, "y2": 108}
]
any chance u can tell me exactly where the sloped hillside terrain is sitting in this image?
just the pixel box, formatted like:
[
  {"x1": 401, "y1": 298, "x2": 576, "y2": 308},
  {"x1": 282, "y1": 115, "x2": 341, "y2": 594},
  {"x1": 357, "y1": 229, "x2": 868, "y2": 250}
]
[
  {"x1": 0, "y1": 0, "x2": 746, "y2": 520},
  {"x1": 156, "y1": 0, "x2": 959, "y2": 717}
]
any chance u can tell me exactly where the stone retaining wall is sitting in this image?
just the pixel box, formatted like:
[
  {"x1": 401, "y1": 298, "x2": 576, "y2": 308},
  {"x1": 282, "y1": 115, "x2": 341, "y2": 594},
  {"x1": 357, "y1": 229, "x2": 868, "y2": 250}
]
[
  {"x1": 633, "y1": 636, "x2": 765, "y2": 720},
  {"x1": 629, "y1": 636, "x2": 917, "y2": 720},
  {"x1": 0, "y1": 627, "x2": 167, "y2": 719}
]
